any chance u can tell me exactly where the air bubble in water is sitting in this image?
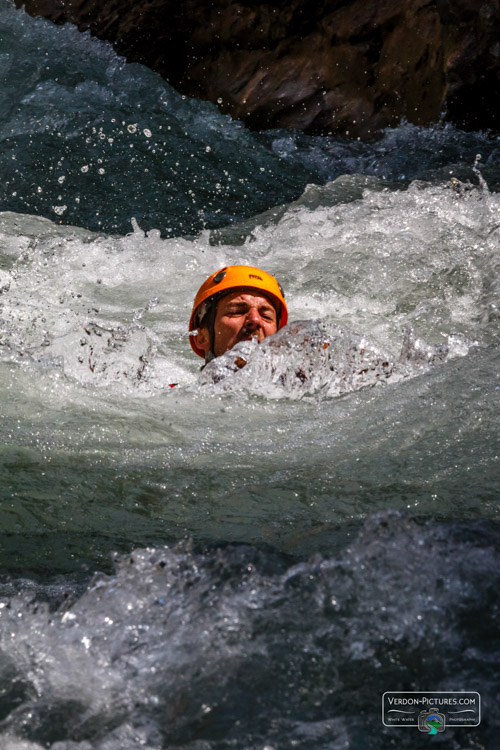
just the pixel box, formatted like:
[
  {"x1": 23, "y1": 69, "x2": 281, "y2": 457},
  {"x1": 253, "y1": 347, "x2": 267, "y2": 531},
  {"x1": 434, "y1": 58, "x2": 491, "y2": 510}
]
[
  {"x1": 81, "y1": 165, "x2": 89, "y2": 173},
  {"x1": 143, "y1": 128, "x2": 152, "y2": 138},
  {"x1": 127, "y1": 124, "x2": 137, "y2": 134}
]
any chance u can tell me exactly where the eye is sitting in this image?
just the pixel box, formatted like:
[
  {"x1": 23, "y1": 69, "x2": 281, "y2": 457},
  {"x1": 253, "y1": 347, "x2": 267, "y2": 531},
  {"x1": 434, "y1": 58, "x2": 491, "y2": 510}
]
[
  {"x1": 224, "y1": 308, "x2": 244, "y2": 316},
  {"x1": 262, "y1": 309, "x2": 275, "y2": 321}
]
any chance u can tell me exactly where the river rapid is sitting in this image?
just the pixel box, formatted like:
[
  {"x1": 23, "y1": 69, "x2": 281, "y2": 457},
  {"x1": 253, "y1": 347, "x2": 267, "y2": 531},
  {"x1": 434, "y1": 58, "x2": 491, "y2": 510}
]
[{"x1": 0, "y1": 1, "x2": 499, "y2": 748}]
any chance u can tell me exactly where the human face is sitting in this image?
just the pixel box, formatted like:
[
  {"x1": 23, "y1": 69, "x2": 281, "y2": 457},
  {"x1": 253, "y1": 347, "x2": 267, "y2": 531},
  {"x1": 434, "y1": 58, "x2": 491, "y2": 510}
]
[{"x1": 195, "y1": 290, "x2": 278, "y2": 358}]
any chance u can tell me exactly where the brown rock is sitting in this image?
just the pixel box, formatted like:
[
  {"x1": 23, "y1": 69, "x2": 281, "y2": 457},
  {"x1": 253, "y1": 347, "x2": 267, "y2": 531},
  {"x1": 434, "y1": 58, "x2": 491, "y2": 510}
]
[{"x1": 14, "y1": 0, "x2": 500, "y2": 137}]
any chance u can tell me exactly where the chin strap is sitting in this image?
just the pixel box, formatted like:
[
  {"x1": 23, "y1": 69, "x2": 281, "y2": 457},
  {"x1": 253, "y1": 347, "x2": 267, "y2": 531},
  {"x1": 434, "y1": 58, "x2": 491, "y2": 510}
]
[{"x1": 196, "y1": 294, "x2": 219, "y2": 364}]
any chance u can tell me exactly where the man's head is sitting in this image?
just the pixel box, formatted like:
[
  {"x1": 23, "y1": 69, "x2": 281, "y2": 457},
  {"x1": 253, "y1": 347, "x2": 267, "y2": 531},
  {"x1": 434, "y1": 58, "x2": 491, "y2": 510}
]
[{"x1": 189, "y1": 265, "x2": 288, "y2": 361}]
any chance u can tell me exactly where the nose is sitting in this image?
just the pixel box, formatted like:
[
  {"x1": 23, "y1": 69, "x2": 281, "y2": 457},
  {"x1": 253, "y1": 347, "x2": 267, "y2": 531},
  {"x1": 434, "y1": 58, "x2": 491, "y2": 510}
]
[{"x1": 244, "y1": 307, "x2": 262, "y2": 330}]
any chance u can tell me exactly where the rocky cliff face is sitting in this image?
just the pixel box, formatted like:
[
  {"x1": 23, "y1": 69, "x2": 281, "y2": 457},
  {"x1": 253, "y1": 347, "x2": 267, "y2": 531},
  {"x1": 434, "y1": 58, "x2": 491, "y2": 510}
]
[{"x1": 14, "y1": 0, "x2": 500, "y2": 137}]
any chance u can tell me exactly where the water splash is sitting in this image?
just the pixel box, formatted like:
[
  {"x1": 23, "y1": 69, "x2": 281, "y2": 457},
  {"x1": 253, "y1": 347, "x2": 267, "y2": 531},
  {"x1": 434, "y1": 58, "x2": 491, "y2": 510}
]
[
  {"x1": 193, "y1": 320, "x2": 472, "y2": 399},
  {"x1": 0, "y1": 513, "x2": 498, "y2": 749}
]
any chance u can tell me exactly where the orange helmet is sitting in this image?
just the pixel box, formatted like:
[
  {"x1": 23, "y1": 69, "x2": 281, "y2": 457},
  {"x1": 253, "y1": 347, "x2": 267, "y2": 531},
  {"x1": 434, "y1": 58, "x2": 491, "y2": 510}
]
[{"x1": 189, "y1": 265, "x2": 288, "y2": 358}]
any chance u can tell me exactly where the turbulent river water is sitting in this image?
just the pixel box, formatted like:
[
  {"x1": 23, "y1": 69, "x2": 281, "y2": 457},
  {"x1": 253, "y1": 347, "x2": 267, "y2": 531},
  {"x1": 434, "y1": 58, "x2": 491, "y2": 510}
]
[{"x1": 1, "y1": 1, "x2": 499, "y2": 748}]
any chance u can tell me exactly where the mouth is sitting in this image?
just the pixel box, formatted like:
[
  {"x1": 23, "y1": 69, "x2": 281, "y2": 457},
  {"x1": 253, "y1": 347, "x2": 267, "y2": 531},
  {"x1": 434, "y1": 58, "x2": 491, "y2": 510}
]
[{"x1": 237, "y1": 330, "x2": 260, "y2": 343}]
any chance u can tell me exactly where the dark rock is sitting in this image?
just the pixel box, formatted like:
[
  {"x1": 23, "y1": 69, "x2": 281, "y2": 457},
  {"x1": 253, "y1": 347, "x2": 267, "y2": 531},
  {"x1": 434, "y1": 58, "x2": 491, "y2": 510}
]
[{"x1": 14, "y1": 0, "x2": 500, "y2": 137}]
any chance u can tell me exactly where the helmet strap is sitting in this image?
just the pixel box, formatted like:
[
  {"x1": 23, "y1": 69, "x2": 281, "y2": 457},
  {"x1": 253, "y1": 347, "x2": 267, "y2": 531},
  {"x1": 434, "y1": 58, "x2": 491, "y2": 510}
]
[{"x1": 201, "y1": 296, "x2": 219, "y2": 363}]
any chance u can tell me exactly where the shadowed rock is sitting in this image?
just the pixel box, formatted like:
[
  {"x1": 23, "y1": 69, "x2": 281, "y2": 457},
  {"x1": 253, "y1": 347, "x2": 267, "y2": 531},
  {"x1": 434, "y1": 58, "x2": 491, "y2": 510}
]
[{"x1": 14, "y1": 0, "x2": 500, "y2": 137}]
